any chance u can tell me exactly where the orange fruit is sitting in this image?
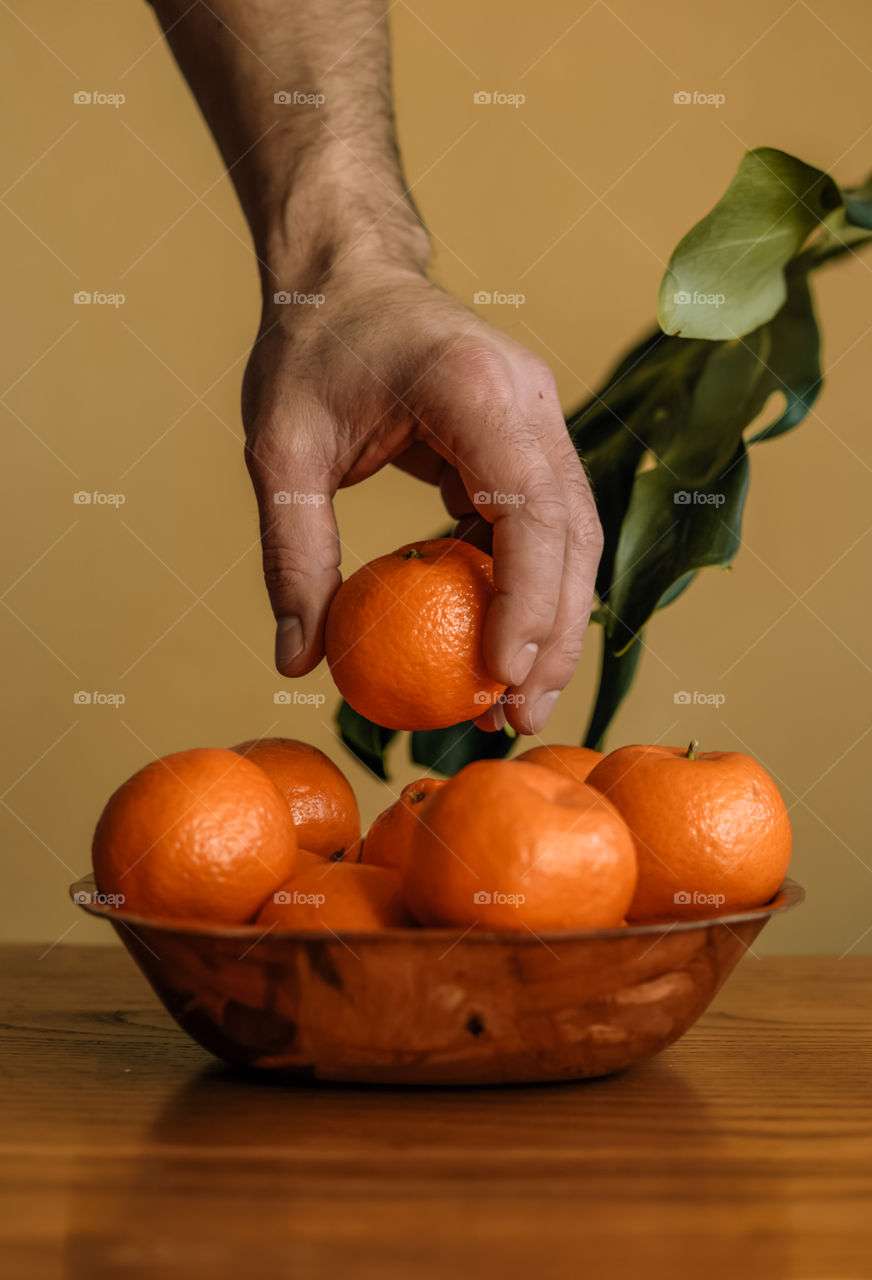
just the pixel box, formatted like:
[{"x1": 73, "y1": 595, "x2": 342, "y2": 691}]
[
  {"x1": 587, "y1": 742, "x2": 792, "y2": 920},
  {"x1": 231, "y1": 738, "x2": 360, "y2": 861},
  {"x1": 404, "y1": 760, "x2": 637, "y2": 931},
  {"x1": 324, "y1": 538, "x2": 506, "y2": 730},
  {"x1": 295, "y1": 848, "x2": 330, "y2": 869},
  {"x1": 256, "y1": 860, "x2": 411, "y2": 931},
  {"x1": 514, "y1": 744, "x2": 604, "y2": 785},
  {"x1": 360, "y1": 778, "x2": 447, "y2": 872},
  {"x1": 92, "y1": 748, "x2": 297, "y2": 924}
]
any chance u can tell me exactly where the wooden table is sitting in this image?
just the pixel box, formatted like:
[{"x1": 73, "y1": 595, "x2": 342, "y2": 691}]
[{"x1": 1, "y1": 946, "x2": 869, "y2": 1279}]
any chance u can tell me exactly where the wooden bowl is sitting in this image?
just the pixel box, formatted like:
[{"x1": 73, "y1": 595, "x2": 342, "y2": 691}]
[{"x1": 70, "y1": 874, "x2": 803, "y2": 1085}]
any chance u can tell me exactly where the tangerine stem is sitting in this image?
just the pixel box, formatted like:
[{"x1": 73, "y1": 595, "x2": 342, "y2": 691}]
[
  {"x1": 686, "y1": 739, "x2": 699, "y2": 760},
  {"x1": 402, "y1": 549, "x2": 425, "y2": 560}
]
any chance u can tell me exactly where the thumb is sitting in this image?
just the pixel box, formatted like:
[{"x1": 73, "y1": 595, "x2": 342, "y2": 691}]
[{"x1": 245, "y1": 431, "x2": 341, "y2": 677}]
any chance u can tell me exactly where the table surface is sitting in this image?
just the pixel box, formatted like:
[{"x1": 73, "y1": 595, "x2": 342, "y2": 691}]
[{"x1": 1, "y1": 946, "x2": 870, "y2": 1280}]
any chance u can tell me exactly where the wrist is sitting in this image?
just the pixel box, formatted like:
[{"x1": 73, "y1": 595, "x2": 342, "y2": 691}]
[{"x1": 255, "y1": 146, "x2": 430, "y2": 301}]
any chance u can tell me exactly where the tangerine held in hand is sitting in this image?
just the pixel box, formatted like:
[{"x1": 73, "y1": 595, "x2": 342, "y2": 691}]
[
  {"x1": 92, "y1": 748, "x2": 297, "y2": 924},
  {"x1": 324, "y1": 538, "x2": 506, "y2": 730}
]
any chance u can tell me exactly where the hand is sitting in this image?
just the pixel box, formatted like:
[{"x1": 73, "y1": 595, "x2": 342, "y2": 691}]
[{"x1": 242, "y1": 264, "x2": 603, "y2": 736}]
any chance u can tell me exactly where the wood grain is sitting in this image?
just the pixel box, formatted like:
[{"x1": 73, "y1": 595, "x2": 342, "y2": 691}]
[{"x1": 1, "y1": 946, "x2": 870, "y2": 1279}]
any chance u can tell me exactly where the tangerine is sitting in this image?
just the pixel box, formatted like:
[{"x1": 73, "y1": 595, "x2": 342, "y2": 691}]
[
  {"x1": 360, "y1": 778, "x2": 447, "y2": 872},
  {"x1": 256, "y1": 860, "x2": 411, "y2": 931},
  {"x1": 92, "y1": 748, "x2": 297, "y2": 924},
  {"x1": 587, "y1": 741, "x2": 792, "y2": 919},
  {"x1": 324, "y1": 538, "x2": 506, "y2": 730},
  {"x1": 404, "y1": 759, "x2": 636, "y2": 931},
  {"x1": 231, "y1": 737, "x2": 360, "y2": 861},
  {"x1": 514, "y1": 744, "x2": 604, "y2": 785}
]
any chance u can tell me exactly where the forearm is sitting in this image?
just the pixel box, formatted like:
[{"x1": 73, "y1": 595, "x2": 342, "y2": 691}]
[{"x1": 148, "y1": 0, "x2": 429, "y2": 288}]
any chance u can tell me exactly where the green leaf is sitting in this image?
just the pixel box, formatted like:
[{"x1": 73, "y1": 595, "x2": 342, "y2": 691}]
[
  {"x1": 661, "y1": 328, "x2": 771, "y2": 482},
  {"x1": 745, "y1": 265, "x2": 821, "y2": 442},
  {"x1": 657, "y1": 570, "x2": 697, "y2": 608},
  {"x1": 658, "y1": 148, "x2": 841, "y2": 340},
  {"x1": 411, "y1": 720, "x2": 514, "y2": 777},
  {"x1": 583, "y1": 630, "x2": 644, "y2": 751},
  {"x1": 570, "y1": 332, "x2": 710, "y2": 600},
  {"x1": 336, "y1": 701, "x2": 398, "y2": 780},
  {"x1": 606, "y1": 444, "x2": 751, "y2": 653}
]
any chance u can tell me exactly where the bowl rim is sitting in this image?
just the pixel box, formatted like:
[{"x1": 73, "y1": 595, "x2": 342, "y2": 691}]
[{"x1": 68, "y1": 873, "x2": 805, "y2": 944}]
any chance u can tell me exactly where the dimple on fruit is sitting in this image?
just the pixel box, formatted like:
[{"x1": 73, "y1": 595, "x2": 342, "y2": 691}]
[
  {"x1": 403, "y1": 759, "x2": 638, "y2": 931},
  {"x1": 514, "y1": 744, "x2": 604, "y2": 785},
  {"x1": 324, "y1": 538, "x2": 506, "y2": 730}
]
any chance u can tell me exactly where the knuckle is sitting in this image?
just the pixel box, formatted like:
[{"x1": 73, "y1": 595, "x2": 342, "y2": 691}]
[
  {"x1": 568, "y1": 509, "x2": 604, "y2": 558},
  {"x1": 518, "y1": 480, "x2": 570, "y2": 531},
  {"x1": 432, "y1": 343, "x2": 516, "y2": 418},
  {"x1": 261, "y1": 545, "x2": 301, "y2": 598}
]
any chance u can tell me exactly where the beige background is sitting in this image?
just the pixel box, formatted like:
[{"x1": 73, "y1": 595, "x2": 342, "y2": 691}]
[{"x1": 2, "y1": 0, "x2": 869, "y2": 952}]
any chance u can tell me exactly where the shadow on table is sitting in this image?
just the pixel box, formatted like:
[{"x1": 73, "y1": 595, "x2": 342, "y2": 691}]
[{"x1": 66, "y1": 1058, "x2": 770, "y2": 1279}]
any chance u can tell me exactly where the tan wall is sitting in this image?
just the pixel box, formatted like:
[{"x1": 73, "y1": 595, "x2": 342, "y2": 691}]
[{"x1": 2, "y1": 1, "x2": 869, "y2": 952}]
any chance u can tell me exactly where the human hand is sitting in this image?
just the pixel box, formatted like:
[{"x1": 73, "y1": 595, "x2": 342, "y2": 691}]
[{"x1": 242, "y1": 264, "x2": 603, "y2": 736}]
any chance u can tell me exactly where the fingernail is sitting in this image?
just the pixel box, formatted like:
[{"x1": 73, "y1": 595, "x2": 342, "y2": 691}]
[
  {"x1": 478, "y1": 702, "x2": 507, "y2": 733},
  {"x1": 529, "y1": 689, "x2": 560, "y2": 733},
  {"x1": 275, "y1": 615, "x2": 304, "y2": 672},
  {"x1": 509, "y1": 642, "x2": 539, "y2": 686}
]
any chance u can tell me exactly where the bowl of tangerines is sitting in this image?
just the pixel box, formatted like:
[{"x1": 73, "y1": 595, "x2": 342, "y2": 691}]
[{"x1": 72, "y1": 540, "x2": 802, "y2": 1084}]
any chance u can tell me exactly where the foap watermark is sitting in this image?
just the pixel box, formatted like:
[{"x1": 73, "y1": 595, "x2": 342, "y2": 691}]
[
  {"x1": 674, "y1": 890, "x2": 726, "y2": 908},
  {"x1": 473, "y1": 290, "x2": 525, "y2": 308},
  {"x1": 274, "y1": 690, "x2": 326, "y2": 707},
  {"x1": 73, "y1": 889, "x2": 126, "y2": 906},
  {"x1": 274, "y1": 90, "x2": 326, "y2": 108},
  {"x1": 674, "y1": 490, "x2": 725, "y2": 507},
  {"x1": 73, "y1": 490, "x2": 126, "y2": 506},
  {"x1": 473, "y1": 890, "x2": 526, "y2": 906},
  {"x1": 273, "y1": 289, "x2": 325, "y2": 307},
  {"x1": 473, "y1": 90, "x2": 526, "y2": 108},
  {"x1": 473, "y1": 490, "x2": 526, "y2": 507},
  {"x1": 74, "y1": 691, "x2": 126, "y2": 708},
  {"x1": 74, "y1": 290, "x2": 126, "y2": 308},
  {"x1": 73, "y1": 90, "x2": 126, "y2": 109},
  {"x1": 673, "y1": 90, "x2": 725, "y2": 109},
  {"x1": 273, "y1": 490, "x2": 326, "y2": 505},
  {"x1": 274, "y1": 890, "x2": 325, "y2": 906},
  {"x1": 674, "y1": 690, "x2": 725, "y2": 707},
  {"x1": 672, "y1": 289, "x2": 725, "y2": 309},
  {"x1": 474, "y1": 690, "x2": 526, "y2": 707}
]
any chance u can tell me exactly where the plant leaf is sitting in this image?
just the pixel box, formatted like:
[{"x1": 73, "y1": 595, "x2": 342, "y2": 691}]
[
  {"x1": 661, "y1": 328, "x2": 771, "y2": 482},
  {"x1": 606, "y1": 443, "x2": 750, "y2": 653},
  {"x1": 336, "y1": 701, "x2": 398, "y2": 780},
  {"x1": 745, "y1": 264, "x2": 821, "y2": 442},
  {"x1": 583, "y1": 630, "x2": 644, "y2": 750},
  {"x1": 570, "y1": 332, "x2": 710, "y2": 599},
  {"x1": 657, "y1": 570, "x2": 697, "y2": 608},
  {"x1": 658, "y1": 147, "x2": 841, "y2": 340},
  {"x1": 411, "y1": 720, "x2": 514, "y2": 777}
]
